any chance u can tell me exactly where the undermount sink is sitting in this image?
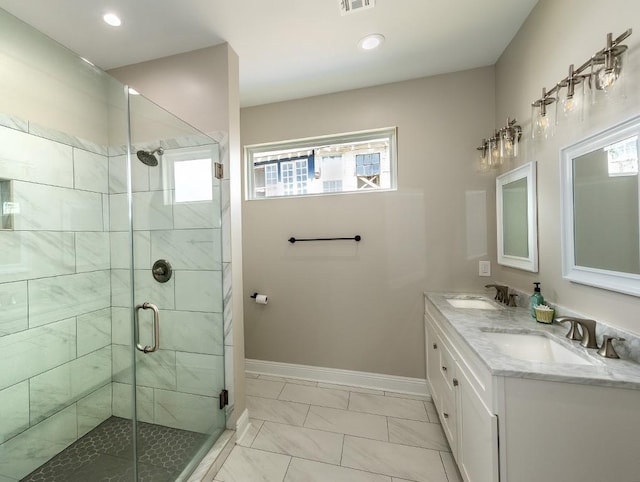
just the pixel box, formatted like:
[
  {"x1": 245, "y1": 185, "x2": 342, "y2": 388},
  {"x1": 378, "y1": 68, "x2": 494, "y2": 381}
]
[
  {"x1": 482, "y1": 331, "x2": 591, "y2": 365},
  {"x1": 446, "y1": 297, "x2": 500, "y2": 310}
]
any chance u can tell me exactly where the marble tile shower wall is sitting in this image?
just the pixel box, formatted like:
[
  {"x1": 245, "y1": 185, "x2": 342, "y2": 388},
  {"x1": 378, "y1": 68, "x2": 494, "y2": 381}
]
[
  {"x1": 0, "y1": 121, "x2": 112, "y2": 481},
  {"x1": 0, "y1": 115, "x2": 228, "y2": 480},
  {"x1": 108, "y1": 142, "x2": 226, "y2": 437}
]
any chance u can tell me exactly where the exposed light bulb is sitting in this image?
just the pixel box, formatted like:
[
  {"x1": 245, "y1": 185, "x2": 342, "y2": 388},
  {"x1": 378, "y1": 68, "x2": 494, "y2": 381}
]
[
  {"x1": 563, "y1": 96, "x2": 576, "y2": 113},
  {"x1": 598, "y1": 69, "x2": 618, "y2": 92},
  {"x1": 533, "y1": 113, "x2": 552, "y2": 140},
  {"x1": 536, "y1": 115, "x2": 549, "y2": 130}
]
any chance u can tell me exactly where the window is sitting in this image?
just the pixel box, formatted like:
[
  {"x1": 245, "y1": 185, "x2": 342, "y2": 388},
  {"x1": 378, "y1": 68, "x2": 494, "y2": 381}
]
[
  {"x1": 323, "y1": 180, "x2": 343, "y2": 192},
  {"x1": 605, "y1": 136, "x2": 638, "y2": 177},
  {"x1": 174, "y1": 158, "x2": 213, "y2": 203},
  {"x1": 245, "y1": 127, "x2": 397, "y2": 199}
]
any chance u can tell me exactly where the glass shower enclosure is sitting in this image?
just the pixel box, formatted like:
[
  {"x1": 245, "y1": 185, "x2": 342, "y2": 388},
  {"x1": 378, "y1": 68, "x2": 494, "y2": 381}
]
[{"x1": 0, "y1": 8, "x2": 226, "y2": 481}]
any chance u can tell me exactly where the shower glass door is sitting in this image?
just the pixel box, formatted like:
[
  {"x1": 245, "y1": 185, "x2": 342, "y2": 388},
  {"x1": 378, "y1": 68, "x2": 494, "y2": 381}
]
[
  {"x1": 0, "y1": 7, "x2": 225, "y2": 480},
  {"x1": 112, "y1": 88, "x2": 227, "y2": 480}
]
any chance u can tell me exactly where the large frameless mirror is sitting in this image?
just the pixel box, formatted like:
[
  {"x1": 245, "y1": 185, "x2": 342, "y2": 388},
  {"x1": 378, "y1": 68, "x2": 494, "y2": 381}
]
[
  {"x1": 561, "y1": 115, "x2": 640, "y2": 296},
  {"x1": 496, "y1": 161, "x2": 538, "y2": 272}
]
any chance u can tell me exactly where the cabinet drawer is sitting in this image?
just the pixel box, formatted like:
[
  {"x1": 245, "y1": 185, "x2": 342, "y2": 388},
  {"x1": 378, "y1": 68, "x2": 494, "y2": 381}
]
[
  {"x1": 438, "y1": 338, "x2": 457, "y2": 391},
  {"x1": 438, "y1": 389, "x2": 458, "y2": 459}
]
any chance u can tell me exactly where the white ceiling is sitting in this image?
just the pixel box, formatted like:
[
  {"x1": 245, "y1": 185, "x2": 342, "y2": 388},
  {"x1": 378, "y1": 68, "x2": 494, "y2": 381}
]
[{"x1": 0, "y1": 0, "x2": 538, "y2": 107}]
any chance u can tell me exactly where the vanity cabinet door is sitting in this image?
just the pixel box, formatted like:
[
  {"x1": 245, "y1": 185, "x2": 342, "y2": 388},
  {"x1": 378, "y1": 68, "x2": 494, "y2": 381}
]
[
  {"x1": 456, "y1": 363, "x2": 499, "y2": 482},
  {"x1": 425, "y1": 319, "x2": 441, "y2": 406}
]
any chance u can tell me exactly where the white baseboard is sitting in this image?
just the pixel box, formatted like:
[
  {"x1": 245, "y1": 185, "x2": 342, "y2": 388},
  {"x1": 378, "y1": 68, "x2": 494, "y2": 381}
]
[
  {"x1": 245, "y1": 359, "x2": 429, "y2": 397},
  {"x1": 235, "y1": 408, "x2": 250, "y2": 440}
]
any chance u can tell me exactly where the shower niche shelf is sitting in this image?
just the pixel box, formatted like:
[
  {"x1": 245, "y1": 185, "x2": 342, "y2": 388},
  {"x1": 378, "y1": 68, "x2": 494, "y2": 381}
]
[{"x1": 0, "y1": 179, "x2": 15, "y2": 230}]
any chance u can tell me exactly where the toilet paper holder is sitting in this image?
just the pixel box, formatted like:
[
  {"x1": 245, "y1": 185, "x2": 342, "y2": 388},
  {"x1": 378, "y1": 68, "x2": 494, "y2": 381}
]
[{"x1": 250, "y1": 292, "x2": 268, "y2": 304}]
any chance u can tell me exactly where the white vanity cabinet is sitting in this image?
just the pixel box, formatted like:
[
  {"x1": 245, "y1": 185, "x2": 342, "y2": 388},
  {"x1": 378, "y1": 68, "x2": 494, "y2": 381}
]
[
  {"x1": 425, "y1": 295, "x2": 640, "y2": 482},
  {"x1": 425, "y1": 303, "x2": 498, "y2": 482}
]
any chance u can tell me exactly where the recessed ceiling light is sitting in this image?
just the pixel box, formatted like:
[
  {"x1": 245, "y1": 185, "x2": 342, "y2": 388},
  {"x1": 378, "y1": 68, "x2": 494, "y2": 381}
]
[
  {"x1": 358, "y1": 33, "x2": 385, "y2": 51},
  {"x1": 103, "y1": 13, "x2": 122, "y2": 27}
]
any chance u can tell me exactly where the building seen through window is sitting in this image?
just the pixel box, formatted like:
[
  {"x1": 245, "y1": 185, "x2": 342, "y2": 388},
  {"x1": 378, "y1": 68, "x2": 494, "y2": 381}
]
[{"x1": 246, "y1": 128, "x2": 396, "y2": 199}]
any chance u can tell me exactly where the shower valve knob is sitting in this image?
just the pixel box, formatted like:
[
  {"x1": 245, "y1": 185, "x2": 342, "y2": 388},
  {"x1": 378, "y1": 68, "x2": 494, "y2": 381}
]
[{"x1": 152, "y1": 259, "x2": 172, "y2": 283}]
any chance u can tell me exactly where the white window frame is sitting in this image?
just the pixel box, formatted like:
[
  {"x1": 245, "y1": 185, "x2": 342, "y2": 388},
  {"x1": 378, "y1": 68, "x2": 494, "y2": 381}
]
[{"x1": 244, "y1": 127, "x2": 397, "y2": 200}]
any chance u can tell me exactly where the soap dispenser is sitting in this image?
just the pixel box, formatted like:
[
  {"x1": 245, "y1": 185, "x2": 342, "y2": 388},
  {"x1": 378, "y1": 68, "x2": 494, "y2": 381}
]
[{"x1": 530, "y1": 282, "x2": 544, "y2": 318}]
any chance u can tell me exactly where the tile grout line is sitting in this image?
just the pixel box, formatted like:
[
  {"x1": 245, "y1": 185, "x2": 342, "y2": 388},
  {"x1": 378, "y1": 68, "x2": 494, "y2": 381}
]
[
  {"x1": 385, "y1": 415, "x2": 390, "y2": 443},
  {"x1": 302, "y1": 402, "x2": 311, "y2": 427},
  {"x1": 276, "y1": 381, "x2": 287, "y2": 399},
  {"x1": 281, "y1": 455, "x2": 293, "y2": 482},
  {"x1": 439, "y1": 450, "x2": 452, "y2": 482}
]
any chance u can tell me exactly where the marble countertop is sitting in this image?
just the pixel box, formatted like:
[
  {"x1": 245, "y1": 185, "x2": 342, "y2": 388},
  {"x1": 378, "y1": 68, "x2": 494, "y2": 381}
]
[{"x1": 425, "y1": 292, "x2": 640, "y2": 390}]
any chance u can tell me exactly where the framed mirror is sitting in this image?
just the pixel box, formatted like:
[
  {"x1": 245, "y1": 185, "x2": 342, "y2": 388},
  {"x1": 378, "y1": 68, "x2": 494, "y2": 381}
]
[
  {"x1": 496, "y1": 161, "x2": 538, "y2": 272},
  {"x1": 561, "y1": 115, "x2": 640, "y2": 296}
]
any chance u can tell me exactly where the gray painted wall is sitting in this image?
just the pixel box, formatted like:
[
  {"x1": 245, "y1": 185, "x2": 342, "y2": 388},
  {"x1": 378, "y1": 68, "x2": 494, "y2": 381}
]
[
  {"x1": 241, "y1": 68, "x2": 496, "y2": 378},
  {"x1": 494, "y1": 0, "x2": 640, "y2": 335}
]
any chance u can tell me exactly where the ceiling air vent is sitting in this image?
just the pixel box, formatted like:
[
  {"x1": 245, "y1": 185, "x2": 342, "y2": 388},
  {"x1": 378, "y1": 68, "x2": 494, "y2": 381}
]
[{"x1": 339, "y1": 0, "x2": 375, "y2": 16}]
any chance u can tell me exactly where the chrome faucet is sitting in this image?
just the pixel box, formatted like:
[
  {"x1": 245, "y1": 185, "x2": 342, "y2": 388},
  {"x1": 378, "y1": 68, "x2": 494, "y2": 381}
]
[
  {"x1": 556, "y1": 317, "x2": 599, "y2": 349},
  {"x1": 485, "y1": 284, "x2": 509, "y2": 304}
]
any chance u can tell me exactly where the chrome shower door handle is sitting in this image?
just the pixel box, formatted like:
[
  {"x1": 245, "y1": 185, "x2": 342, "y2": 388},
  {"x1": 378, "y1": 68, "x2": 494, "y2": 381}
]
[{"x1": 135, "y1": 302, "x2": 160, "y2": 353}]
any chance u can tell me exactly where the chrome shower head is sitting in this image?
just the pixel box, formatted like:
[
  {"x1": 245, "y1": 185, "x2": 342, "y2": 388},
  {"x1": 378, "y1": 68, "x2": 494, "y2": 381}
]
[{"x1": 136, "y1": 147, "x2": 163, "y2": 167}]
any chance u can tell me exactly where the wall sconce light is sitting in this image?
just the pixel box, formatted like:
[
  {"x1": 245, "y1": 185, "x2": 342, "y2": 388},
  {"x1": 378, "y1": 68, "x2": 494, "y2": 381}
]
[
  {"x1": 477, "y1": 118, "x2": 522, "y2": 171},
  {"x1": 593, "y1": 32, "x2": 628, "y2": 92},
  {"x1": 531, "y1": 87, "x2": 556, "y2": 140},
  {"x1": 558, "y1": 64, "x2": 587, "y2": 121},
  {"x1": 531, "y1": 28, "x2": 631, "y2": 136}
]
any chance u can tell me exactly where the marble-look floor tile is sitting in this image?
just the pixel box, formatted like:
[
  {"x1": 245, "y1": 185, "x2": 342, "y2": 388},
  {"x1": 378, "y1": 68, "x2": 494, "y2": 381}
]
[
  {"x1": 215, "y1": 446, "x2": 290, "y2": 482},
  {"x1": 385, "y1": 392, "x2": 429, "y2": 401},
  {"x1": 259, "y1": 375, "x2": 317, "y2": 387},
  {"x1": 246, "y1": 396, "x2": 309, "y2": 427},
  {"x1": 440, "y1": 451, "x2": 463, "y2": 482},
  {"x1": 246, "y1": 378, "x2": 285, "y2": 399},
  {"x1": 279, "y1": 383, "x2": 349, "y2": 410},
  {"x1": 304, "y1": 406, "x2": 388, "y2": 441},
  {"x1": 388, "y1": 418, "x2": 450, "y2": 451},
  {"x1": 252, "y1": 422, "x2": 343, "y2": 465},
  {"x1": 425, "y1": 401, "x2": 439, "y2": 423},
  {"x1": 317, "y1": 382, "x2": 384, "y2": 395},
  {"x1": 237, "y1": 419, "x2": 264, "y2": 447},
  {"x1": 341, "y1": 436, "x2": 448, "y2": 482},
  {"x1": 349, "y1": 393, "x2": 428, "y2": 421},
  {"x1": 284, "y1": 458, "x2": 392, "y2": 482}
]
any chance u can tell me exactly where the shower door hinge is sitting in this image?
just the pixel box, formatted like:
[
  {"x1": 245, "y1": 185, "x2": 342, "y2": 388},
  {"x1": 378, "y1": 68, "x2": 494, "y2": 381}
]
[
  {"x1": 219, "y1": 389, "x2": 229, "y2": 409},
  {"x1": 215, "y1": 162, "x2": 224, "y2": 180}
]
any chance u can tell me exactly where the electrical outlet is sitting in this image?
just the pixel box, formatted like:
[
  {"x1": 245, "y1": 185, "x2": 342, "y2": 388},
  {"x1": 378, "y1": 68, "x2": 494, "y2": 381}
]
[{"x1": 479, "y1": 260, "x2": 491, "y2": 277}]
